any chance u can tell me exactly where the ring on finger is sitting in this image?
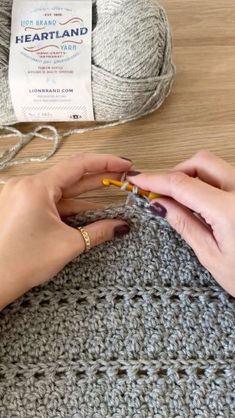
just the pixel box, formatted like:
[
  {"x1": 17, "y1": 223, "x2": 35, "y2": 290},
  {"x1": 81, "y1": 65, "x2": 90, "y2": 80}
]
[{"x1": 77, "y1": 227, "x2": 91, "y2": 253}]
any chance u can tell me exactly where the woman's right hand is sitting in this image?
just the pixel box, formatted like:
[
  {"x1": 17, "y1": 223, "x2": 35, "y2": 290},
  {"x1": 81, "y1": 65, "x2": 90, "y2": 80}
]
[{"x1": 127, "y1": 150, "x2": 235, "y2": 297}]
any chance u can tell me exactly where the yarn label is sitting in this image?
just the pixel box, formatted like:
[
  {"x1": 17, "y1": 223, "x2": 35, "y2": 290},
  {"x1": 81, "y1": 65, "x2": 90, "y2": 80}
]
[{"x1": 9, "y1": 0, "x2": 94, "y2": 122}]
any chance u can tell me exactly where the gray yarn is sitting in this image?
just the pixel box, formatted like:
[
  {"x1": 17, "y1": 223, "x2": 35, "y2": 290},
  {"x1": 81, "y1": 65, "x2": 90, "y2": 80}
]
[
  {"x1": 0, "y1": 0, "x2": 175, "y2": 124},
  {"x1": 0, "y1": 0, "x2": 175, "y2": 173},
  {"x1": 0, "y1": 197, "x2": 234, "y2": 417}
]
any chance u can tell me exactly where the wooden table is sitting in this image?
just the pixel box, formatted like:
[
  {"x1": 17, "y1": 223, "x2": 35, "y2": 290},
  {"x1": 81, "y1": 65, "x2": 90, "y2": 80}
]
[{"x1": 1, "y1": 0, "x2": 235, "y2": 204}]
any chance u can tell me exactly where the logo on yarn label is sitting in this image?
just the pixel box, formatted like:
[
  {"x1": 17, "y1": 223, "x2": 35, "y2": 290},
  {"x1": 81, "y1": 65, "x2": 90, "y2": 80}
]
[{"x1": 9, "y1": 0, "x2": 94, "y2": 122}]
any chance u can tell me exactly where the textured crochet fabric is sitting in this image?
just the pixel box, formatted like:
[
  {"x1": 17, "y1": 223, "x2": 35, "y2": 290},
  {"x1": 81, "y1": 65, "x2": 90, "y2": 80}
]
[{"x1": 0, "y1": 198, "x2": 234, "y2": 418}]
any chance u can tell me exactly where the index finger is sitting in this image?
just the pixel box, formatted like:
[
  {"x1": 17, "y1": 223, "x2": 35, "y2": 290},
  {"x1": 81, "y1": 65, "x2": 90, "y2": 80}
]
[
  {"x1": 41, "y1": 153, "x2": 132, "y2": 191},
  {"x1": 172, "y1": 150, "x2": 235, "y2": 191},
  {"x1": 127, "y1": 171, "x2": 225, "y2": 220}
]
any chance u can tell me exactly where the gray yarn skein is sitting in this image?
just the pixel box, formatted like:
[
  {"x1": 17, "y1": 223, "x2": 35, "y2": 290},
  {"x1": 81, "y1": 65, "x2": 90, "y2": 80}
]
[{"x1": 0, "y1": 0, "x2": 175, "y2": 125}]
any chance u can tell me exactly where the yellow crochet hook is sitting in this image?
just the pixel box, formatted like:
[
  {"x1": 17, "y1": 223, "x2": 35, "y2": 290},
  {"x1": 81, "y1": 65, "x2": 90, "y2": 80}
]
[{"x1": 102, "y1": 179, "x2": 160, "y2": 200}]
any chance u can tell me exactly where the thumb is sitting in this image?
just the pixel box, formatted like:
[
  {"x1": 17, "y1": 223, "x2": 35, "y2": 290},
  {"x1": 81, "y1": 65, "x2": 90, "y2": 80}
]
[
  {"x1": 150, "y1": 197, "x2": 220, "y2": 269},
  {"x1": 61, "y1": 219, "x2": 130, "y2": 262}
]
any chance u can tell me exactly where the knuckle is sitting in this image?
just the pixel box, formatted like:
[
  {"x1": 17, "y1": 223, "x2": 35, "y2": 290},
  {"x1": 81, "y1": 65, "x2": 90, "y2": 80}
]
[
  {"x1": 15, "y1": 177, "x2": 34, "y2": 192},
  {"x1": 93, "y1": 228, "x2": 106, "y2": 245},
  {"x1": 6, "y1": 176, "x2": 32, "y2": 191},
  {"x1": 70, "y1": 152, "x2": 87, "y2": 164},
  {"x1": 173, "y1": 214, "x2": 188, "y2": 237},
  {"x1": 5, "y1": 177, "x2": 19, "y2": 188},
  {"x1": 4, "y1": 176, "x2": 40, "y2": 207},
  {"x1": 195, "y1": 149, "x2": 212, "y2": 162},
  {"x1": 167, "y1": 171, "x2": 188, "y2": 190},
  {"x1": 196, "y1": 236, "x2": 218, "y2": 271},
  {"x1": 9, "y1": 177, "x2": 38, "y2": 201},
  {"x1": 198, "y1": 250, "x2": 212, "y2": 271},
  {"x1": 77, "y1": 152, "x2": 88, "y2": 160}
]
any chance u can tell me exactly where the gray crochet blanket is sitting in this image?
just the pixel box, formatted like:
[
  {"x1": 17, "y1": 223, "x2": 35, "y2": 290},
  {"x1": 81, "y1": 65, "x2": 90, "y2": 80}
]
[{"x1": 0, "y1": 199, "x2": 234, "y2": 417}]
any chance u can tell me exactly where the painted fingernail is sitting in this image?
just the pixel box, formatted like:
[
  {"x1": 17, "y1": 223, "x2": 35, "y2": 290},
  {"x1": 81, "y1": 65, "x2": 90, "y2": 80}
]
[
  {"x1": 127, "y1": 171, "x2": 141, "y2": 176},
  {"x1": 114, "y1": 225, "x2": 130, "y2": 238},
  {"x1": 150, "y1": 202, "x2": 167, "y2": 218},
  {"x1": 120, "y1": 157, "x2": 133, "y2": 162}
]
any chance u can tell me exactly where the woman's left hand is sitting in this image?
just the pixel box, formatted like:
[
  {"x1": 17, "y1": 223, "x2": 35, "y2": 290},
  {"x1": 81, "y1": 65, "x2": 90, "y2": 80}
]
[{"x1": 0, "y1": 153, "x2": 132, "y2": 310}]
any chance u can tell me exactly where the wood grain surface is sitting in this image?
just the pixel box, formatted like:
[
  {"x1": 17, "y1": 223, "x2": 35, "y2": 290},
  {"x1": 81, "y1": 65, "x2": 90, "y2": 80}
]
[{"x1": 1, "y1": 0, "x2": 235, "y2": 204}]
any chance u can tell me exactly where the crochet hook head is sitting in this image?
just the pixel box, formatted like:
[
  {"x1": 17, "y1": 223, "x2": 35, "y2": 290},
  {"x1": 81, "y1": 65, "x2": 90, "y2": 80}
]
[{"x1": 102, "y1": 178, "x2": 160, "y2": 200}]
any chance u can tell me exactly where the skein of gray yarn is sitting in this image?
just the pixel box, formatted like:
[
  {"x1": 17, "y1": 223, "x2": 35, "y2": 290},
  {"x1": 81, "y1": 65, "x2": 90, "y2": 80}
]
[{"x1": 0, "y1": 0, "x2": 175, "y2": 125}]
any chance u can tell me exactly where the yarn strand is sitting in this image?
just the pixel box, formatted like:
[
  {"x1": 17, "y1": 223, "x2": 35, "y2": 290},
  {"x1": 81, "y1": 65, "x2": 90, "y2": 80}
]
[
  {"x1": 0, "y1": 125, "x2": 62, "y2": 172},
  {"x1": 0, "y1": 0, "x2": 175, "y2": 175}
]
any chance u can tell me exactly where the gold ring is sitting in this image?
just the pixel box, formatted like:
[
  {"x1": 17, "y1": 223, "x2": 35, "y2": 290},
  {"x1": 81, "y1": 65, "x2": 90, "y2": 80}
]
[{"x1": 77, "y1": 227, "x2": 91, "y2": 253}]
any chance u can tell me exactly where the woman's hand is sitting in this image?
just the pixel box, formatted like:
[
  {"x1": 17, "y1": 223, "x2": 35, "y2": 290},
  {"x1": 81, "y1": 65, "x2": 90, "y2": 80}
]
[
  {"x1": 0, "y1": 153, "x2": 133, "y2": 310},
  {"x1": 127, "y1": 150, "x2": 235, "y2": 297}
]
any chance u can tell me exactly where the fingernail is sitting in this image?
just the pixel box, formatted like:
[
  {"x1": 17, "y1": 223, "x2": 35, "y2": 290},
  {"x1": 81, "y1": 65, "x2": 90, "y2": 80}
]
[
  {"x1": 120, "y1": 157, "x2": 132, "y2": 162},
  {"x1": 127, "y1": 171, "x2": 141, "y2": 176},
  {"x1": 114, "y1": 224, "x2": 130, "y2": 238},
  {"x1": 150, "y1": 202, "x2": 167, "y2": 218}
]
